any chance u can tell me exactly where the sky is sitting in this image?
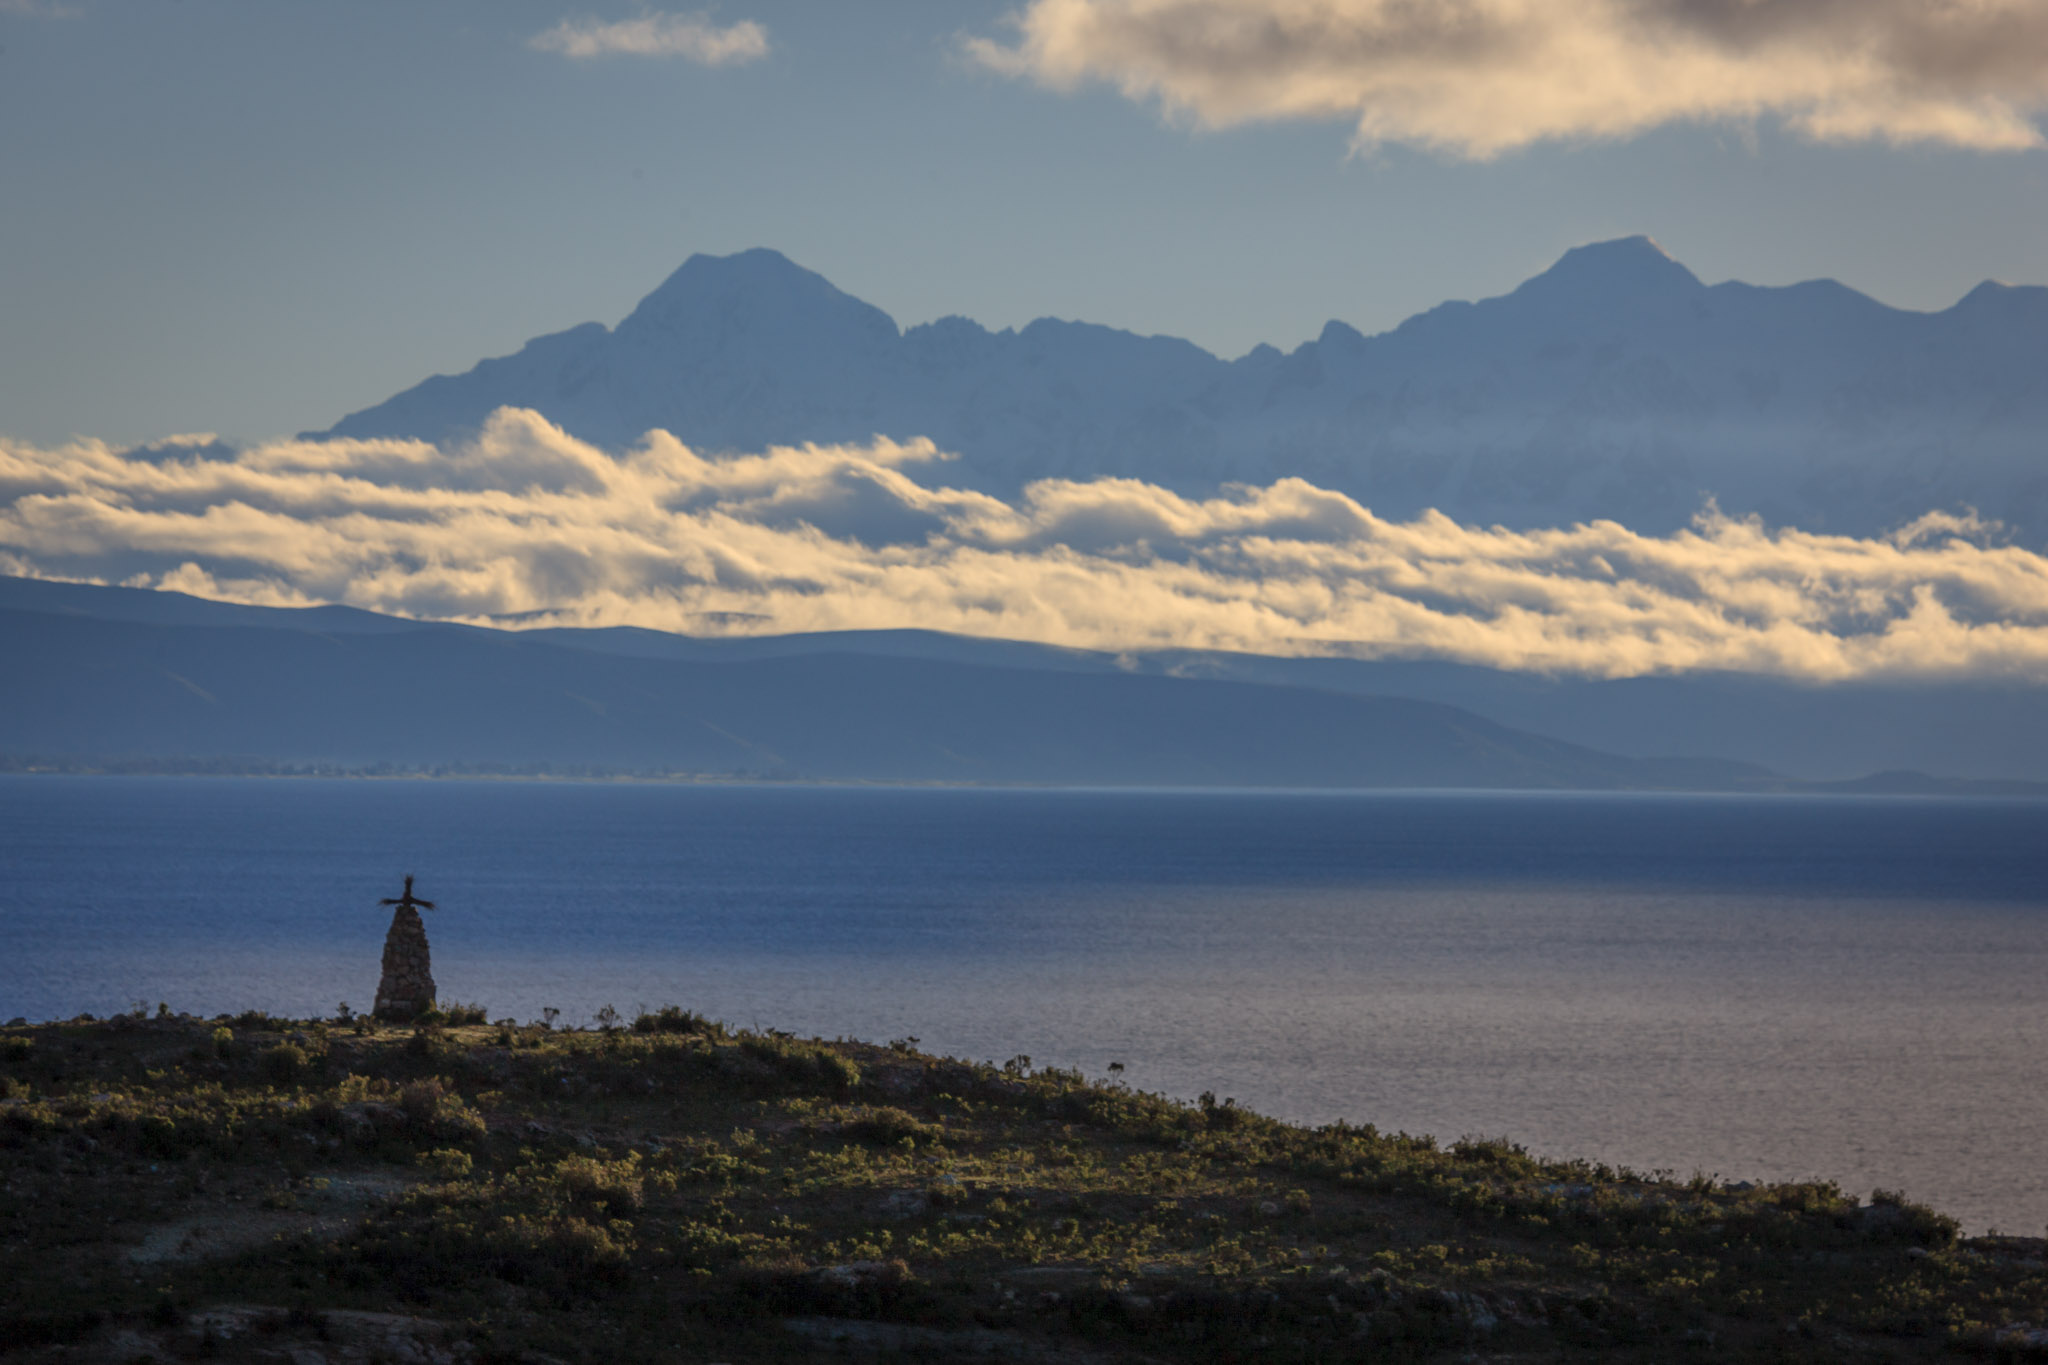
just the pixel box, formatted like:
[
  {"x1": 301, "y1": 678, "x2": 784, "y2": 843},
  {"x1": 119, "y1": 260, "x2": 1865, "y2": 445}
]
[
  {"x1": 6, "y1": 0, "x2": 2048, "y2": 680},
  {"x1": 5, "y1": 0, "x2": 2048, "y2": 449}
]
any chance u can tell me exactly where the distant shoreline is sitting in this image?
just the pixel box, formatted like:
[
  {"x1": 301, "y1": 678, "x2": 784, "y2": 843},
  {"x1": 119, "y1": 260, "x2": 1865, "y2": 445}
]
[{"x1": 3, "y1": 758, "x2": 2045, "y2": 798}]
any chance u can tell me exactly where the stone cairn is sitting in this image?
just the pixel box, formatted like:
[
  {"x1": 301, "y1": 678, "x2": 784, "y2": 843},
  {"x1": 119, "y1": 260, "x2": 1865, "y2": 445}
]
[{"x1": 373, "y1": 875, "x2": 437, "y2": 1022}]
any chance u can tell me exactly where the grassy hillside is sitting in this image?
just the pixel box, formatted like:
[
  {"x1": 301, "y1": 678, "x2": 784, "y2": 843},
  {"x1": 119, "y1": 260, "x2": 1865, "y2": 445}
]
[{"x1": 3, "y1": 1008, "x2": 2045, "y2": 1363}]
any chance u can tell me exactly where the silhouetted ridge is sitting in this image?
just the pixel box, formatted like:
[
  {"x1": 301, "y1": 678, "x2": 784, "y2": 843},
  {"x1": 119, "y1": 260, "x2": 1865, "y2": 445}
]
[
  {"x1": 617, "y1": 247, "x2": 899, "y2": 345},
  {"x1": 1512, "y1": 235, "x2": 1702, "y2": 304},
  {"x1": 1947, "y1": 277, "x2": 2048, "y2": 319},
  {"x1": 323, "y1": 239, "x2": 2048, "y2": 542}
]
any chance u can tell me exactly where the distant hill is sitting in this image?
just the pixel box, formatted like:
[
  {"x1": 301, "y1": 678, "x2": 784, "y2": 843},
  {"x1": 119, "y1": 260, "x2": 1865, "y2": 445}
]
[
  {"x1": 5, "y1": 576, "x2": 2045, "y2": 790},
  {"x1": 325, "y1": 238, "x2": 2048, "y2": 542},
  {"x1": 0, "y1": 590, "x2": 1773, "y2": 790}
]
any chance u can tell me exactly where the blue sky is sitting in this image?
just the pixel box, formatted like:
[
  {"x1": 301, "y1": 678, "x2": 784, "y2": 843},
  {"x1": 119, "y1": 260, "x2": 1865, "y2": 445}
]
[{"x1": 5, "y1": 0, "x2": 2048, "y2": 447}]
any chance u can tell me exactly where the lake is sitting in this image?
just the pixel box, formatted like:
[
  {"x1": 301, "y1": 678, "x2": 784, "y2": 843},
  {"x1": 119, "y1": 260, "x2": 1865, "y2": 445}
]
[{"x1": 3, "y1": 775, "x2": 2044, "y2": 1234}]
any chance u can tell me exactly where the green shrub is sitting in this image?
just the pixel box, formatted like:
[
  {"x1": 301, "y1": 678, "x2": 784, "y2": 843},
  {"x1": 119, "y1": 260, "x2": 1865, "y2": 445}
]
[
  {"x1": 838, "y1": 1106, "x2": 945, "y2": 1148},
  {"x1": 633, "y1": 1005, "x2": 722, "y2": 1037},
  {"x1": 419, "y1": 1147, "x2": 475, "y2": 1180},
  {"x1": 262, "y1": 1043, "x2": 308, "y2": 1084},
  {"x1": 667, "y1": 1137, "x2": 770, "y2": 1190},
  {"x1": 358, "y1": 1195, "x2": 634, "y2": 1292},
  {"x1": 211, "y1": 1026, "x2": 233, "y2": 1059},
  {"x1": 1864, "y1": 1189, "x2": 1959, "y2": 1247},
  {"x1": 1450, "y1": 1135, "x2": 1541, "y2": 1179},
  {"x1": 738, "y1": 1035, "x2": 860, "y2": 1093},
  {"x1": 133, "y1": 1112, "x2": 194, "y2": 1157},
  {"x1": 399, "y1": 1079, "x2": 487, "y2": 1144},
  {"x1": 554, "y1": 1152, "x2": 644, "y2": 1214},
  {"x1": 671, "y1": 1220, "x2": 750, "y2": 1268}
]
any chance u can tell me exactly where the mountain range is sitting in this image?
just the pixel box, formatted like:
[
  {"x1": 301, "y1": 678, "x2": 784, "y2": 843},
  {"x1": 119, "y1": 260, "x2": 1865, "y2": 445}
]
[
  {"x1": 327, "y1": 237, "x2": 2048, "y2": 542},
  {"x1": 5, "y1": 575, "x2": 2042, "y2": 790}
]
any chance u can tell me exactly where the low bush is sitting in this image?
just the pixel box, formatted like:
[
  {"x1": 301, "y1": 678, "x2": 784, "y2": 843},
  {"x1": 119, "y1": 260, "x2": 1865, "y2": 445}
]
[
  {"x1": 837, "y1": 1105, "x2": 945, "y2": 1148},
  {"x1": 398, "y1": 1078, "x2": 486, "y2": 1144},
  {"x1": 262, "y1": 1043, "x2": 309, "y2": 1084},
  {"x1": 419, "y1": 1147, "x2": 474, "y2": 1180},
  {"x1": 357, "y1": 1195, "x2": 634, "y2": 1293},
  {"x1": 553, "y1": 1152, "x2": 645, "y2": 1214},
  {"x1": 1863, "y1": 1189, "x2": 1960, "y2": 1248},
  {"x1": 738, "y1": 1035, "x2": 860, "y2": 1093},
  {"x1": 632, "y1": 1005, "x2": 722, "y2": 1037}
]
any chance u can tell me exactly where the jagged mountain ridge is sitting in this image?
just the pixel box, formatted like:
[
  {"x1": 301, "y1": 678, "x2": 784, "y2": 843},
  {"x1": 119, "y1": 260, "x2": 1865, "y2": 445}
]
[{"x1": 327, "y1": 238, "x2": 2048, "y2": 541}]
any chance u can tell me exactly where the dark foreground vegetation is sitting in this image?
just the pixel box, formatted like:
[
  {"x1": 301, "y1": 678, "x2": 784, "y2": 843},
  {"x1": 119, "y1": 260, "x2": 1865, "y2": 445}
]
[{"x1": 3, "y1": 1008, "x2": 2046, "y2": 1364}]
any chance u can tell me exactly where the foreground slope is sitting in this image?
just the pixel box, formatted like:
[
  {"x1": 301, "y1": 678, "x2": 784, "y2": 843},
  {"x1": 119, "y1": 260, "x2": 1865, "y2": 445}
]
[
  {"x1": 3, "y1": 1009, "x2": 2042, "y2": 1364},
  {"x1": 325, "y1": 238, "x2": 2048, "y2": 541}
]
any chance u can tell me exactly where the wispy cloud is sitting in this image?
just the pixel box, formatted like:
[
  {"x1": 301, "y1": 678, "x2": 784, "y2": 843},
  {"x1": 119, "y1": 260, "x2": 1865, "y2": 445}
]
[
  {"x1": 966, "y1": 0, "x2": 2048, "y2": 157},
  {"x1": 5, "y1": 409, "x2": 2048, "y2": 682},
  {"x1": 528, "y1": 11, "x2": 768, "y2": 64}
]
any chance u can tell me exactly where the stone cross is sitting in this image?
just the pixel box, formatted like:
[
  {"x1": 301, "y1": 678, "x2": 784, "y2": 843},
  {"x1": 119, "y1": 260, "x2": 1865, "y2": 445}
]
[{"x1": 373, "y1": 875, "x2": 438, "y2": 1022}]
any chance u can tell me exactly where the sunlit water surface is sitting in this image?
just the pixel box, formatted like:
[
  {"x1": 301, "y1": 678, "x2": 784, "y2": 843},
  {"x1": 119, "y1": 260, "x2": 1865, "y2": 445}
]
[{"x1": 4, "y1": 776, "x2": 2044, "y2": 1234}]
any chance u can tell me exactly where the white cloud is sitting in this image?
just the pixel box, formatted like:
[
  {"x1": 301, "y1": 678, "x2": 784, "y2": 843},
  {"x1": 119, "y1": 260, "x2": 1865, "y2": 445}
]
[
  {"x1": 6, "y1": 408, "x2": 2048, "y2": 682},
  {"x1": 966, "y1": 0, "x2": 2048, "y2": 157},
  {"x1": 529, "y1": 11, "x2": 768, "y2": 64}
]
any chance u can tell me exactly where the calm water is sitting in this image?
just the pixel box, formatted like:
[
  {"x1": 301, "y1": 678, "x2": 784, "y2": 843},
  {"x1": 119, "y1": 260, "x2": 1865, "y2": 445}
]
[{"x1": 4, "y1": 776, "x2": 2045, "y2": 1234}]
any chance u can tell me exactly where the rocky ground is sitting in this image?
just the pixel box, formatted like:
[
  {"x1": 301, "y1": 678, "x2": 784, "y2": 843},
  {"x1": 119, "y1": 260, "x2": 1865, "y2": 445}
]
[{"x1": 3, "y1": 1007, "x2": 2046, "y2": 1363}]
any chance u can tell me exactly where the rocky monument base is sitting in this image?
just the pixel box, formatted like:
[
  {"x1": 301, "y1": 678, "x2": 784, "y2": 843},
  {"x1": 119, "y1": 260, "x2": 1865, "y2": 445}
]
[{"x1": 373, "y1": 905, "x2": 436, "y2": 1021}]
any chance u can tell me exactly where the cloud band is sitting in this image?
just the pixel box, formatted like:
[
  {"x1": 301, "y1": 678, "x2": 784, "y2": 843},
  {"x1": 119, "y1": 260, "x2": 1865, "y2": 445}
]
[
  {"x1": 529, "y1": 11, "x2": 769, "y2": 64},
  {"x1": 4, "y1": 409, "x2": 2046, "y2": 682},
  {"x1": 966, "y1": 0, "x2": 2048, "y2": 156}
]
